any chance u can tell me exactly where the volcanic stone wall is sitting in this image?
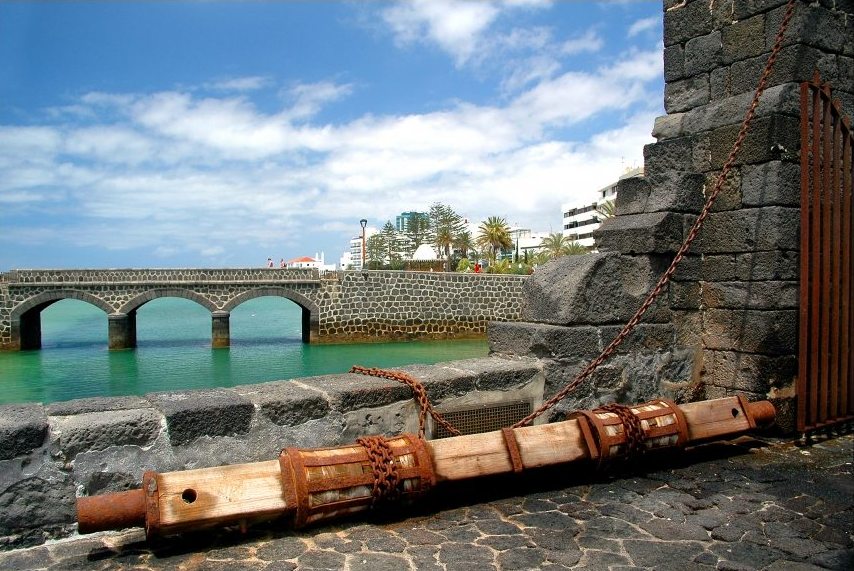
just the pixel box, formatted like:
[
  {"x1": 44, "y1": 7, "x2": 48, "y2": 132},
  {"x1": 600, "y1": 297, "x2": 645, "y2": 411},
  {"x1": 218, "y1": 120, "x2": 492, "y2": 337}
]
[
  {"x1": 491, "y1": 0, "x2": 853, "y2": 430},
  {"x1": 317, "y1": 271, "x2": 526, "y2": 342}
]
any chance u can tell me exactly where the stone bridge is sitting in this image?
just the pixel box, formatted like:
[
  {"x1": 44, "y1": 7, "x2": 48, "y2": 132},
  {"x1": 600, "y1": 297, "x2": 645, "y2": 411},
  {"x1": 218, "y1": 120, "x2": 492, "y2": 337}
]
[{"x1": 0, "y1": 268, "x2": 527, "y2": 351}]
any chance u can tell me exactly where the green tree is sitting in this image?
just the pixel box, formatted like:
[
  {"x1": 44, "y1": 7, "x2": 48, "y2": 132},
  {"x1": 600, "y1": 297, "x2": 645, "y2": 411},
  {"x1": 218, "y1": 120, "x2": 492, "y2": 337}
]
[
  {"x1": 477, "y1": 216, "x2": 512, "y2": 264},
  {"x1": 365, "y1": 234, "x2": 387, "y2": 269},
  {"x1": 539, "y1": 233, "x2": 589, "y2": 260},
  {"x1": 429, "y1": 203, "x2": 465, "y2": 271},
  {"x1": 404, "y1": 212, "x2": 430, "y2": 257},
  {"x1": 597, "y1": 199, "x2": 615, "y2": 220},
  {"x1": 380, "y1": 221, "x2": 400, "y2": 265},
  {"x1": 454, "y1": 230, "x2": 476, "y2": 262}
]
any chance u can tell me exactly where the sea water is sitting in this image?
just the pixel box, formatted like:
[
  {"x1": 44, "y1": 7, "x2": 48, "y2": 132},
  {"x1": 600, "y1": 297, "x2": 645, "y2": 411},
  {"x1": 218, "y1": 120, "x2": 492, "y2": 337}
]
[{"x1": 0, "y1": 297, "x2": 488, "y2": 405}]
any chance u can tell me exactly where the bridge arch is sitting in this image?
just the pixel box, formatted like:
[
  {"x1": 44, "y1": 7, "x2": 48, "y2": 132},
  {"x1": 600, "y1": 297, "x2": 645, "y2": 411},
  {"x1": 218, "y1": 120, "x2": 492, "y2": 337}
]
[
  {"x1": 10, "y1": 290, "x2": 114, "y2": 350},
  {"x1": 223, "y1": 287, "x2": 319, "y2": 343},
  {"x1": 118, "y1": 288, "x2": 218, "y2": 314}
]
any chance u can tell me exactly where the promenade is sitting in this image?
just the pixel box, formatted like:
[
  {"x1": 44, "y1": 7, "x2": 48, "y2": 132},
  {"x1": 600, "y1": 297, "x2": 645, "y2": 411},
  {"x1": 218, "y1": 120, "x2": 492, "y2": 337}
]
[{"x1": 1, "y1": 432, "x2": 850, "y2": 570}]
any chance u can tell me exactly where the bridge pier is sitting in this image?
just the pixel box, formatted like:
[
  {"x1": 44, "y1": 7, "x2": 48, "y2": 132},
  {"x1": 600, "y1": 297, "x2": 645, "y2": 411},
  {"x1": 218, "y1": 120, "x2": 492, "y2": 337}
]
[
  {"x1": 11, "y1": 314, "x2": 41, "y2": 350},
  {"x1": 212, "y1": 311, "x2": 230, "y2": 348},
  {"x1": 108, "y1": 312, "x2": 137, "y2": 350}
]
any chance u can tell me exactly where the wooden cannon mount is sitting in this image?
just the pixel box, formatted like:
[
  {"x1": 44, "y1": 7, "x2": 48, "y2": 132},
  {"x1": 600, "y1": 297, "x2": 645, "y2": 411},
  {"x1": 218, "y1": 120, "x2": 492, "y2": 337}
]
[{"x1": 76, "y1": 396, "x2": 775, "y2": 539}]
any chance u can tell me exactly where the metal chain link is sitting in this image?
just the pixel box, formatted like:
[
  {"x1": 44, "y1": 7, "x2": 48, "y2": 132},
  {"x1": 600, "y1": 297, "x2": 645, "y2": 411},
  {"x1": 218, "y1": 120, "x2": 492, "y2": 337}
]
[
  {"x1": 596, "y1": 404, "x2": 646, "y2": 460},
  {"x1": 513, "y1": 0, "x2": 799, "y2": 428},
  {"x1": 350, "y1": 366, "x2": 462, "y2": 438},
  {"x1": 356, "y1": 435, "x2": 401, "y2": 506}
]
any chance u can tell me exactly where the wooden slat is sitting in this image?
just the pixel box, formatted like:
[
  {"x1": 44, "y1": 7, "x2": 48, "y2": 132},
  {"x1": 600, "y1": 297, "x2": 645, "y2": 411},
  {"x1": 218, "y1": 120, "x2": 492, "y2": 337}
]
[{"x1": 156, "y1": 460, "x2": 287, "y2": 532}]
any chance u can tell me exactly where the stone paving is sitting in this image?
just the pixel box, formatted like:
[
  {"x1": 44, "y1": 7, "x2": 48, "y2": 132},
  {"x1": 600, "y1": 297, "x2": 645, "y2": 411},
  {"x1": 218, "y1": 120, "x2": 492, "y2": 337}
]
[{"x1": 1, "y1": 432, "x2": 851, "y2": 571}]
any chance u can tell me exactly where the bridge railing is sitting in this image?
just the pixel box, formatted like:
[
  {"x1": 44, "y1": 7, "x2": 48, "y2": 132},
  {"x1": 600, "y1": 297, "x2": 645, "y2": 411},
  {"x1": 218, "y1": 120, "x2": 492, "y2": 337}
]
[{"x1": 4, "y1": 268, "x2": 322, "y2": 284}]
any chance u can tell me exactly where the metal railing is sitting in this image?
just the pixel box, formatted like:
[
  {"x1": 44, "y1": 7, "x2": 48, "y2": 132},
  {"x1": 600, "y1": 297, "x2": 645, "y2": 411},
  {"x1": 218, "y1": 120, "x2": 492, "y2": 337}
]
[{"x1": 797, "y1": 72, "x2": 854, "y2": 432}]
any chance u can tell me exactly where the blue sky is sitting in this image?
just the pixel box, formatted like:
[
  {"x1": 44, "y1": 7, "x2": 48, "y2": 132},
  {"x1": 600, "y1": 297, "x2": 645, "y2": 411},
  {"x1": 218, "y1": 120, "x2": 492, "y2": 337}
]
[{"x1": 0, "y1": 0, "x2": 664, "y2": 270}]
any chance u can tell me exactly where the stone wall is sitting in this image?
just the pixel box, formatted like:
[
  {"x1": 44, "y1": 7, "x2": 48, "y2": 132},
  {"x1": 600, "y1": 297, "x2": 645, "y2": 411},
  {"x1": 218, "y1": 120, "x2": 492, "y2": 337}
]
[
  {"x1": 0, "y1": 270, "x2": 527, "y2": 349},
  {"x1": 491, "y1": 0, "x2": 853, "y2": 430},
  {"x1": 0, "y1": 357, "x2": 543, "y2": 549}
]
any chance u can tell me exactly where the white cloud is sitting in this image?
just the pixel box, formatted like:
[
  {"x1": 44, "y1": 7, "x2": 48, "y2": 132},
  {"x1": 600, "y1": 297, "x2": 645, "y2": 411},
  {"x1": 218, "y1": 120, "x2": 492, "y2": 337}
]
[
  {"x1": 381, "y1": 0, "x2": 500, "y2": 65},
  {"x1": 561, "y1": 29, "x2": 604, "y2": 55},
  {"x1": 207, "y1": 76, "x2": 272, "y2": 92},
  {"x1": 628, "y1": 16, "x2": 658, "y2": 38}
]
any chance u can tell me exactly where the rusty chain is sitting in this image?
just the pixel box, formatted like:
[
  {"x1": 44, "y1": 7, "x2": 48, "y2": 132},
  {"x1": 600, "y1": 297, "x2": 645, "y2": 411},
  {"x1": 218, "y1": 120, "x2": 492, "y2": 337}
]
[
  {"x1": 596, "y1": 403, "x2": 646, "y2": 461},
  {"x1": 512, "y1": 0, "x2": 799, "y2": 428},
  {"x1": 350, "y1": 366, "x2": 462, "y2": 438},
  {"x1": 355, "y1": 435, "x2": 401, "y2": 506}
]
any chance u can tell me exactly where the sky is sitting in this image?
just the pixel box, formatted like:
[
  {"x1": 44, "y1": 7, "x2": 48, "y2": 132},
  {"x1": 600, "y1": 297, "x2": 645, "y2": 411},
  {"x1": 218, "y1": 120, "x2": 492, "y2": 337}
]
[{"x1": 0, "y1": 0, "x2": 664, "y2": 270}]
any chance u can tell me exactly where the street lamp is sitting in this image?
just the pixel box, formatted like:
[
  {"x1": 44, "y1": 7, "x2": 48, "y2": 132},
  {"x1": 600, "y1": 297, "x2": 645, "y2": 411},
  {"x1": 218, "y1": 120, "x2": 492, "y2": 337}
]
[{"x1": 359, "y1": 219, "x2": 368, "y2": 270}]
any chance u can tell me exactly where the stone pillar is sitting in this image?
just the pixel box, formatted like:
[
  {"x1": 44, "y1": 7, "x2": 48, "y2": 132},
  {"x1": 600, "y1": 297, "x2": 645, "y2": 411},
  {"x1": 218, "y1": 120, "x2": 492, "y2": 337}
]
[
  {"x1": 12, "y1": 314, "x2": 41, "y2": 351},
  {"x1": 212, "y1": 311, "x2": 230, "y2": 348},
  {"x1": 108, "y1": 312, "x2": 136, "y2": 350}
]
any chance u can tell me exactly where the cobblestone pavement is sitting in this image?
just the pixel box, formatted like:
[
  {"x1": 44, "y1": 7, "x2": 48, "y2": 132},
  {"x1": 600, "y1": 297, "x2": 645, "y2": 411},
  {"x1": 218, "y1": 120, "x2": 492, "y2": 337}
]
[{"x1": 1, "y1": 433, "x2": 851, "y2": 571}]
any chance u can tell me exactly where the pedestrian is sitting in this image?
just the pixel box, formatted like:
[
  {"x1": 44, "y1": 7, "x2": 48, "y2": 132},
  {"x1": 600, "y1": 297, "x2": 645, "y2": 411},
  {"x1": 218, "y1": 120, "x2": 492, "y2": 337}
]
[
  {"x1": 280, "y1": 258, "x2": 286, "y2": 268},
  {"x1": 266, "y1": 257, "x2": 273, "y2": 268}
]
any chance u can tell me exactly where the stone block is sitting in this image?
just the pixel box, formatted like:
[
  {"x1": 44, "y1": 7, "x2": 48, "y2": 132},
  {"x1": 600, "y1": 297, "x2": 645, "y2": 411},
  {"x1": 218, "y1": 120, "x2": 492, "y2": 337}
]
[
  {"x1": 701, "y1": 280, "x2": 799, "y2": 309},
  {"x1": 741, "y1": 161, "x2": 800, "y2": 207},
  {"x1": 721, "y1": 13, "x2": 767, "y2": 65},
  {"x1": 664, "y1": 44, "x2": 686, "y2": 82},
  {"x1": 298, "y1": 373, "x2": 414, "y2": 412},
  {"x1": 706, "y1": 167, "x2": 743, "y2": 212},
  {"x1": 46, "y1": 395, "x2": 151, "y2": 417},
  {"x1": 51, "y1": 409, "x2": 161, "y2": 458},
  {"x1": 0, "y1": 404, "x2": 48, "y2": 461},
  {"x1": 702, "y1": 309, "x2": 797, "y2": 354},
  {"x1": 488, "y1": 321, "x2": 601, "y2": 361},
  {"x1": 396, "y1": 362, "x2": 478, "y2": 401},
  {"x1": 732, "y1": 0, "x2": 790, "y2": 21},
  {"x1": 664, "y1": 0, "x2": 715, "y2": 47},
  {"x1": 644, "y1": 135, "x2": 711, "y2": 175},
  {"x1": 735, "y1": 250, "x2": 798, "y2": 280},
  {"x1": 0, "y1": 472, "x2": 76, "y2": 543},
  {"x1": 435, "y1": 357, "x2": 541, "y2": 393},
  {"x1": 598, "y1": 323, "x2": 676, "y2": 354},
  {"x1": 665, "y1": 75, "x2": 710, "y2": 113},
  {"x1": 652, "y1": 113, "x2": 685, "y2": 141},
  {"x1": 766, "y1": 2, "x2": 848, "y2": 55},
  {"x1": 146, "y1": 389, "x2": 254, "y2": 446},
  {"x1": 643, "y1": 170, "x2": 706, "y2": 214},
  {"x1": 684, "y1": 31, "x2": 723, "y2": 76},
  {"x1": 724, "y1": 45, "x2": 836, "y2": 100},
  {"x1": 709, "y1": 114, "x2": 800, "y2": 169},
  {"x1": 690, "y1": 206, "x2": 799, "y2": 253},
  {"x1": 670, "y1": 281, "x2": 701, "y2": 310},
  {"x1": 703, "y1": 350, "x2": 797, "y2": 393},
  {"x1": 520, "y1": 253, "x2": 671, "y2": 325},
  {"x1": 701, "y1": 83, "x2": 798, "y2": 131},
  {"x1": 594, "y1": 211, "x2": 687, "y2": 254},
  {"x1": 236, "y1": 381, "x2": 330, "y2": 427},
  {"x1": 614, "y1": 176, "x2": 652, "y2": 216}
]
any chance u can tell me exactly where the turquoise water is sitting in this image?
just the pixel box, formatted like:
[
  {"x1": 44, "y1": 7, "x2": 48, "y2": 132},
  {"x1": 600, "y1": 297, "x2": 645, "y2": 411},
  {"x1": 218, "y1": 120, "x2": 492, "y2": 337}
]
[{"x1": 0, "y1": 297, "x2": 488, "y2": 405}]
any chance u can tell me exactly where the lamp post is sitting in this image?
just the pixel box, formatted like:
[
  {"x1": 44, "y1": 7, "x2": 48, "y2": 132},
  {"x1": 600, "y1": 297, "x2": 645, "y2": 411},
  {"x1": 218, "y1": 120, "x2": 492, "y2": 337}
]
[{"x1": 359, "y1": 219, "x2": 367, "y2": 270}]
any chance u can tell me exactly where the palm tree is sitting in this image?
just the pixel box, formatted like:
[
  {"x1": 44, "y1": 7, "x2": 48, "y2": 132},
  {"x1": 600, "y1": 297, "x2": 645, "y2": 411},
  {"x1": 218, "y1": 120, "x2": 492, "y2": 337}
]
[
  {"x1": 453, "y1": 230, "x2": 476, "y2": 262},
  {"x1": 596, "y1": 199, "x2": 615, "y2": 220},
  {"x1": 429, "y1": 203, "x2": 465, "y2": 271},
  {"x1": 538, "y1": 233, "x2": 589, "y2": 260},
  {"x1": 477, "y1": 216, "x2": 512, "y2": 264}
]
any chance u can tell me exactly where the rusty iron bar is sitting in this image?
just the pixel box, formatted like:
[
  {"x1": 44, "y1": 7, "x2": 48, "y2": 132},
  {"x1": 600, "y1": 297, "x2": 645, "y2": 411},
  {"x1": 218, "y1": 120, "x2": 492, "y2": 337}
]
[
  {"x1": 797, "y1": 72, "x2": 854, "y2": 432},
  {"x1": 513, "y1": 0, "x2": 799, "y2": 428}
]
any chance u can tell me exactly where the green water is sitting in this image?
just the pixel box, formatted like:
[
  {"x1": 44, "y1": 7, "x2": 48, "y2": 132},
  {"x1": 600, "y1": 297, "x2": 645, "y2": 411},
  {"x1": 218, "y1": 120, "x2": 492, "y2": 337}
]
[{"x1": 0, "y1": 297, "x2": 488, "y2": 405}]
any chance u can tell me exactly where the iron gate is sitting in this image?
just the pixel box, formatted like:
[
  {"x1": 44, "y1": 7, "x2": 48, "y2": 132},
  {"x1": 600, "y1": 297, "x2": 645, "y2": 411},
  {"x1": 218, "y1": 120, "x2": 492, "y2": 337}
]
[{"x1": 798, "y1": 72, "x2": 854, "y2": 432}]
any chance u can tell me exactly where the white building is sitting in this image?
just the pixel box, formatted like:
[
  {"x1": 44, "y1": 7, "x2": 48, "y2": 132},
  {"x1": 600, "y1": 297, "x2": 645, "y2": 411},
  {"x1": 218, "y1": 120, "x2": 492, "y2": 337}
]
[
  {"x1": 287, "y1": 252, "x2": 335, "y2": 271},
  {"x1": 561, "y1": 167, "x2": 643, "y2": 248},
  {"x1": 345, "y1": 227, "x2": 378, "y2": 270},
  {"x1": 509, "y1": 227, "x2": 552, "y2": 260}
]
